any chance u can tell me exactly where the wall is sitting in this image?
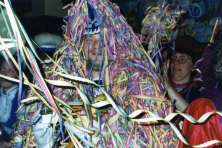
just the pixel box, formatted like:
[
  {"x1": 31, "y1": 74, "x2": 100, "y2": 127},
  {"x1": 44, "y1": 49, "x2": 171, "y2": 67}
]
[{"x1": 23, "y1": 0, "x2": 67, "y2": 18}]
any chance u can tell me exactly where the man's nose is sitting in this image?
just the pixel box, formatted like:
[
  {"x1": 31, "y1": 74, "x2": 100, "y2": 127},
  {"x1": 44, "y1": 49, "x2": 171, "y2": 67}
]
[{"x1": 93, "y1": 41, "x2": 102, "y2": 49}]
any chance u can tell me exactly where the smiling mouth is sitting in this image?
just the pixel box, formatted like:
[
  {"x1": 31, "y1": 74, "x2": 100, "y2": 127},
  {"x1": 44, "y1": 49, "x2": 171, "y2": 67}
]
[
  {"x1": 174, "y1": 69, "x2": 181, "y2": 71},
  {"x1": 172, "y1": 69, "x2": 182, "y2": 74},
  {"x1": 173, "y1": 67, "x2": 181, "y2": 71}
]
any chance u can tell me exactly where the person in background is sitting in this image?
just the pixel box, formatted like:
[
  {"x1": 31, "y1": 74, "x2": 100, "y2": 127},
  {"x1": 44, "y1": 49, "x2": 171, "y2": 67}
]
[
  {"x1": 0, "y1": 5, "x2": 29, "y2": 147},
  {"x1": 162, "y1": 45, "x2": 222, "y2": 147},
  {"x1": 161, "y1": 47, "x2": 198, "y2": 111},
  {"x1": 177, "y1": 49, "x2": 222, "y2": 148},
  {"x1": 0, "y1": 55, "x2": 20, "y2": 148}
]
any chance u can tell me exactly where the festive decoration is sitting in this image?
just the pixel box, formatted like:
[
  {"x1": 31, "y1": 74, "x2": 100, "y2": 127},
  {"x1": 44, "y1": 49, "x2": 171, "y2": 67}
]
[
  {"x1": 0, "y1": 0, "x2": 221, "y2": 147},
  {"x1": 46, "y1": 0, "x2": 178, "y2": 147},
  {"x1": 141, "y1": 2, "x2": 185, "y2": 73}
]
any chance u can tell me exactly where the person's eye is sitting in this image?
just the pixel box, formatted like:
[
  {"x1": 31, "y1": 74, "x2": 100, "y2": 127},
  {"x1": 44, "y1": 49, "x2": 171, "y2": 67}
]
[
  {"x1": 83, "y1": 37, "x2": 92, "y2": 43},
  {"x1": 180, "y1": 57, "x2": 187, "y2": 60},
  {"x1": 179, "y1": 57, "x2": 187, "y2": 62},
  {"x1": 87, "y1": 38, "x2": 93, "y2": 42}
]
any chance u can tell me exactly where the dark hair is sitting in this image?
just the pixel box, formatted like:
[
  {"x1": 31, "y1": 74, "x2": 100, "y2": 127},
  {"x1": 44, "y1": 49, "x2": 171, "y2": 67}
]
[
  {"x1": 170, "y1": 34, "x2": 204, "y2": 65},
  {"x1": 1, "y1": 53, "x2": 28, "y2": 76},
  {"x1": 172, "y1": 47, "x2": 197, "y2": 64},
  {"x1": 161, "y1": 46, "x2": 174, "y2": 61}
]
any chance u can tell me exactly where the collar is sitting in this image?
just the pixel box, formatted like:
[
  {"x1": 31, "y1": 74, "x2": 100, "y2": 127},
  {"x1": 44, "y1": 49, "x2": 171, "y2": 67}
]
[
  {"x1": 0, "y1": 85, "x2": 18, "y2": 97},
  {"x1": 170, "y1": 78, "x2": 189, "y2": 93}
]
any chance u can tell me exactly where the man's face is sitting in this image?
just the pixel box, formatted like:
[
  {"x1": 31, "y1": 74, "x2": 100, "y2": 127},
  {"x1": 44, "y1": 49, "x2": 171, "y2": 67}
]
[
  {"x1": 0, "y1": 61, "x2": 18, "y2": 90},
  {"x1": 82, "y1": 34, "x2": 103, "y2": 71}
]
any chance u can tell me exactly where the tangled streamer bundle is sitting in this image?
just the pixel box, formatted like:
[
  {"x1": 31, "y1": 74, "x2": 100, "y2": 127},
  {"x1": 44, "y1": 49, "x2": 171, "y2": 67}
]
[
  {"x1": 141, "y1": 3, "x2": 185, "y2": 73},
  {"x1": 10, "y1": 0, "x2": 177, "y2": 147},
  {"x1": 40, "y1": 0, "x2": 178, "y2": 147}
]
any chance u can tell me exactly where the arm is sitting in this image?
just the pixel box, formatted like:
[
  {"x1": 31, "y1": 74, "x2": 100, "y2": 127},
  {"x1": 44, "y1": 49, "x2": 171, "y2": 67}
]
[
  {"x1": 166, "y1": 86, "x2": 188, "y2": 111},
  {"x1": 161, "y1": 60, "x2": 188, "y2": 111}
]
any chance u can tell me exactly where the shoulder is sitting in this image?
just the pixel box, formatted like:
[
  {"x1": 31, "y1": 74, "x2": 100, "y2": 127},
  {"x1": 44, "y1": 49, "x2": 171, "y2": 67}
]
[{"x1": 196, "y1": 84, "x2": 222, "y2": 110}]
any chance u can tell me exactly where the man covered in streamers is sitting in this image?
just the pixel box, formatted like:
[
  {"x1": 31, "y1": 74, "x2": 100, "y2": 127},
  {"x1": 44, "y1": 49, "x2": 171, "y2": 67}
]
[
  {"x1": 31, "y1": 0, "x2": 182, "y2": 147},
  {"x1": 12, "y1": 0, "x2": 185, "y2": 147}
]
